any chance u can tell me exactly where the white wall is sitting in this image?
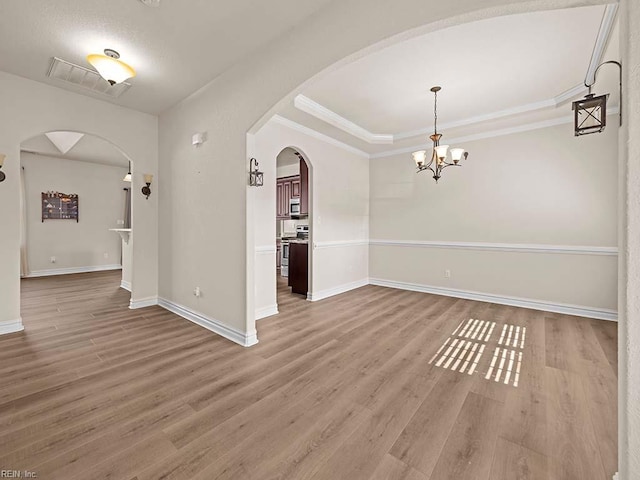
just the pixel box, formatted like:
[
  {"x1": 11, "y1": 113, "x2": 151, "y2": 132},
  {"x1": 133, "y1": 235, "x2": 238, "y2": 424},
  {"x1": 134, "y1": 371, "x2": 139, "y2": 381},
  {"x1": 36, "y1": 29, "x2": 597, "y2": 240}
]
[
  {"x1": 21, "y1": 153, "x2": 127, "y2": 275},
  {"x1": 0, "y1": 71, "x2": 158, "y2": 333},
  {"x1": 276, "y1": 163, "x2": 299, "y2": 178},
  {"x1": 369, "y1": 120, "x2": 618, "y2": 317},
  {"x1": 252, "y1": 118, "x2": 369, "y2": 317},
  {"x1": 619, "y1": 0, "x2": 640, "y2": 477},
  {"x1": 157, "y1": 0, "x2": 616, "y2": 348}
]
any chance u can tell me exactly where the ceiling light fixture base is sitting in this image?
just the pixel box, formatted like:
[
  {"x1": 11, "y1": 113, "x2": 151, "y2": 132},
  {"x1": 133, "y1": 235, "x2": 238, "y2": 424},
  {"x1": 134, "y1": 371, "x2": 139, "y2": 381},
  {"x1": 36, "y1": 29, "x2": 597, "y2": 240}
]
[{"x1": 104, "y1": 49, "x2": 120, "y2": 60}]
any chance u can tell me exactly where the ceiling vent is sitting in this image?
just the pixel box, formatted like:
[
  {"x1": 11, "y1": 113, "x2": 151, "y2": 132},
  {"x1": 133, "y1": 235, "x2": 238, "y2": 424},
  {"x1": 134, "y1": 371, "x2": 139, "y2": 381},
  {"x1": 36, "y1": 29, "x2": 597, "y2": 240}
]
[{"x1": 47, "y1": 57, "x2": 132, "y2": 98}]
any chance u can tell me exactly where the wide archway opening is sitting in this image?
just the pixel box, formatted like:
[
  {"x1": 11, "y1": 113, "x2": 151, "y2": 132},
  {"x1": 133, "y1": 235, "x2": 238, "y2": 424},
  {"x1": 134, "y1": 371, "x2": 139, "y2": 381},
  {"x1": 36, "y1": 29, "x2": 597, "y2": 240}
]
[{"x1": 19, "y1": 131, "x2": 137, "y2": 316}]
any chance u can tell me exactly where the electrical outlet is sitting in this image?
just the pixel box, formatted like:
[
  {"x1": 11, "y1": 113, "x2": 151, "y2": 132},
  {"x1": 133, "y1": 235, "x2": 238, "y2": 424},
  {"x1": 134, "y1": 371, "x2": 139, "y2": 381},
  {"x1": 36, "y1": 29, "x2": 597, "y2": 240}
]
[
  {"x1": 103, "y1": 252, "x2": 109, "y2": 259},
  {"x1": 50, "y1": 256, "x2": 56, "y2": 263},
  {"x1": 445, "y1": 269, "x2": 451, "y2": 278},
  {"x1": 194, "y1": 287, "x2": 201, "y2": 298},
  {"x1": 117, "y1": 219, "x2": 125, "y2": 225}
]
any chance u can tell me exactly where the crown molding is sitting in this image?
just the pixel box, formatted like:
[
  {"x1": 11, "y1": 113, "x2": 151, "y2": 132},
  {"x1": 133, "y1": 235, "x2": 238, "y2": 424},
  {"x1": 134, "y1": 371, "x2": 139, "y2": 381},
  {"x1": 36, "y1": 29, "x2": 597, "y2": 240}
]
[
  {"x1": 585, "y1": 3, "x2": 618, "y2": 86},
  {"x1": 295, "y1": 84, "x2": 590, "y2": 145},
  {"x1": 371, "y1": 106, "x2": 619, "y2": 159},
  {"x1": 371, "y1": 116, "x2": 571, "y2": 159},
  {"x1": 290, "y1": 6, "x2": 616, "y2": 147},
  {"x1": 553, "y1": 83, "x2": 588, "y2": 106},
  {"x1": 275, "y1": 5, "x2": 618, "y2": 161},
  {"x1": 294, "y1": 95, "x2": 393, "y2": 144},
  {"x1": 270, "y1": 114, "x2": 370, "y2": 158}
]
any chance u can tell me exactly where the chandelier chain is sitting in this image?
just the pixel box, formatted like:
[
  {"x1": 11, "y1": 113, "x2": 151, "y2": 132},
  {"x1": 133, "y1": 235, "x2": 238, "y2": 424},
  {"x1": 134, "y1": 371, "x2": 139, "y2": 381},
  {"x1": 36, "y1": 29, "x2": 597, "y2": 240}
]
[{"x1": 433, "y1": 89, "x2": 438, "y2": 134}]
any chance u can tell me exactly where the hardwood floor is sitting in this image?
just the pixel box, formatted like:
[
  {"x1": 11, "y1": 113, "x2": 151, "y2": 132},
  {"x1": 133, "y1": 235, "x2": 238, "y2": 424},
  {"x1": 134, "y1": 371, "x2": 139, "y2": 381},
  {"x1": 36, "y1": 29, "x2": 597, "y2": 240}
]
[{"x1": 0, "y1": 271, "x2": 617, "y2": 479}]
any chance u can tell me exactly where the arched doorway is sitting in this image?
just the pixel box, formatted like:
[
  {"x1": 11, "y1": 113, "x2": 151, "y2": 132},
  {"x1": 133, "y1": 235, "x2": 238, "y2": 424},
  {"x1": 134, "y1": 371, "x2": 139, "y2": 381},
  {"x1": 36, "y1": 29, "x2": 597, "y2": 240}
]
[
  {"x1": 19, "y1": 130, "x2": 138, "y2": 317},
  {"x1": 251, "y1": 140, "x2": 314, "y2": 322}
]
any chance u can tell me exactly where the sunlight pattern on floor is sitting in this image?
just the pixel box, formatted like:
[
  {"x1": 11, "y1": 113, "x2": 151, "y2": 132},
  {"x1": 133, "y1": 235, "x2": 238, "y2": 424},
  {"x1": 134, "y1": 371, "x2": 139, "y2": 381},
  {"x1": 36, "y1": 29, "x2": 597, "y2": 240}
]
[{"x1": 429, "y1": 318, "x2": 525, "y2": 387}]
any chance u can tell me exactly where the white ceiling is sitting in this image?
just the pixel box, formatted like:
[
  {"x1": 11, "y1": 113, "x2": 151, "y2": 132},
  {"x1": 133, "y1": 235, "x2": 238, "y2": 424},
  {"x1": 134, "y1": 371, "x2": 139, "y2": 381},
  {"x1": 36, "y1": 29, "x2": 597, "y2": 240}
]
[
  {"x1": 277, "y1": 147, "x2": 301, "y2": 167},
  {"x1": 276, "y1": 4, "x2": 621, "y2": 156},
  {"x1": 21, "y1": 133, "x2": 129, "y2": 168},
  {"x1": 0, "y1": 0, "x2": 336, "y2": 114},
  {"x1": 0, "y1": 2, "x2": 620, "y2": 156}
]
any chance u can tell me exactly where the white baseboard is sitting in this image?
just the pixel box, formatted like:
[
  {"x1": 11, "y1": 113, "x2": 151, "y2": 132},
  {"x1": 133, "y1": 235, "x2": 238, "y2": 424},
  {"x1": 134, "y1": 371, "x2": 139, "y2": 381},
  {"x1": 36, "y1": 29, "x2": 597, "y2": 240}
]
[
  {"x1": 307, "y1": 278, "x2": 369, "y2": 302},
  {"x1": 120, "y1": 280, "x2": 132, "y2": 292},
  {"x1": 129, "y1": 296, "x2": 159, "y2": 309},
  {"x1": 369, "y1": 278, "x2": 617, "y2": 321},
  {"x1": 158, "y1": 297, "x2": 258, "y2": 347},
  {"x1": 256, "y1": 304, "x2": 279, "y2": 320},
  {"x1": 0, "y1": 318, "x2": 24, "y2": 335},
  {"x1": 27, "y1": 264, "x2": 122, "y2": 277}
]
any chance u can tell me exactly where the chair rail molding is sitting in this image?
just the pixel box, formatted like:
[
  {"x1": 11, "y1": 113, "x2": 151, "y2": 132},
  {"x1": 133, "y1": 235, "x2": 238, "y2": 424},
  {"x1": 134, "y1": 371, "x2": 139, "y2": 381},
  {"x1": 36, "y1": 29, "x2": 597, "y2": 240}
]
[
  {"x1": 314, "y1": 240, "x2": 369, "y2": 249},
  {"x1": 369, "y1": 239, "x2": 618, "y2": 256}
]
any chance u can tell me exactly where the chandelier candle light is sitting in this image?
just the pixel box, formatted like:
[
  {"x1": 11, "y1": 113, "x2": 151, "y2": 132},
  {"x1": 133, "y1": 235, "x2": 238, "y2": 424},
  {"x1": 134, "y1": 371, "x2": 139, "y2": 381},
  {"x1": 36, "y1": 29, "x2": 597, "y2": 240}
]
[{"x1": 413, "y1": 86, "x2": 468, "y2": 183}]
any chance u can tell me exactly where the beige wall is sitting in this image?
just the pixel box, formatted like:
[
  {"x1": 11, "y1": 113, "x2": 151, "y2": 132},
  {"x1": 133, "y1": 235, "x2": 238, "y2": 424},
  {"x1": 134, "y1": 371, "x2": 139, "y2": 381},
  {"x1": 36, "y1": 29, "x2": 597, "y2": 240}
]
[
  {"x1": 370, "y1": 120, "x2": 618, "y2": 315},
  {"x1": 253, "y1": 119, "x2": 369, "y2": 318},
  {"x1": 619, "y1": 0, "x2": 640, "y2": 477},
  {"x1": 158, "y1": 0, "x2": 609, "y2": 345},
  {"x1": 276, "y1": 163, "x2": 299, "y2": 178},
  {"x1": 0, "y1": 71, "x2": 158, "y2": 333},
  {"x1": 21, "y1": 153, "x2": 127, "y2": 274}
]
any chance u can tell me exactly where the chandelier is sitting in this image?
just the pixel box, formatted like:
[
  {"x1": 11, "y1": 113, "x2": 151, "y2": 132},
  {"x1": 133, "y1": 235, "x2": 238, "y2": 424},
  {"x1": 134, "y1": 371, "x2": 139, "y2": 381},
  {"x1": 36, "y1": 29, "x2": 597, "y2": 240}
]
[{"x1": 412, "y1": 86, "x2": 468, "y2": 183}]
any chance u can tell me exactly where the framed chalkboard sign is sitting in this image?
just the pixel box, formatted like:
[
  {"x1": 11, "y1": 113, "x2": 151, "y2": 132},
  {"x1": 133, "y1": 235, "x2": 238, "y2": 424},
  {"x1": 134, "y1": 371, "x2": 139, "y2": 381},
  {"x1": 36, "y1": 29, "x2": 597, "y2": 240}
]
[{"x1": 42, "y1": 192, "x2": 79, "y2": 222}]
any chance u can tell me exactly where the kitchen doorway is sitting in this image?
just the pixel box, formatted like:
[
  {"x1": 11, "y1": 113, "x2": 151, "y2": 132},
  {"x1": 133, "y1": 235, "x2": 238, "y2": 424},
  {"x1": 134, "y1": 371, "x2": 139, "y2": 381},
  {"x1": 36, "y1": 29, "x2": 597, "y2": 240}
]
[{"x1": 276, "y1": 147, "x2": 311, "y2": 300}]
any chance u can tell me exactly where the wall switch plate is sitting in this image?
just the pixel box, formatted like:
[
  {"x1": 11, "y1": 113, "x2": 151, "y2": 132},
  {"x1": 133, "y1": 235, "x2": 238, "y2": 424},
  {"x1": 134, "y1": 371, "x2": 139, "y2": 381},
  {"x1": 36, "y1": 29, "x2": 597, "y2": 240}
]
[
  {"x1": 445, "y1": 269, "x2": 451, "y2": 278},
  {"x1": 117, "y1": 219, "x2": 125, "y2": 225},
  {"x1": 50, "y1": 256, "x2": 56, "y2": 263},
  {"x1": 194, "y1": 287, "x2": 201, "y2": 297},
  {"x1": 104, "y1": 252, "x2": 109, "y2": 259}
]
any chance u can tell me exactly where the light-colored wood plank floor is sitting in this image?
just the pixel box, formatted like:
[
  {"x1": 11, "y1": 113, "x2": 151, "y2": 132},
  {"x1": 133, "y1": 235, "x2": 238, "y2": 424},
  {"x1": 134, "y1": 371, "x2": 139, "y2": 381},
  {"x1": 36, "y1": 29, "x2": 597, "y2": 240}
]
[{"x1": 0, "y1": 270, "x2": 617, "y2": 479}]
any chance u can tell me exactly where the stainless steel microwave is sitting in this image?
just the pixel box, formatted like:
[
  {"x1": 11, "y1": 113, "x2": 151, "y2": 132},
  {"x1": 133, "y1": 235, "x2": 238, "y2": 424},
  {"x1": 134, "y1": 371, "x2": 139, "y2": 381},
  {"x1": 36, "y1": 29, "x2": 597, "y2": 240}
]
[{"x1": 289, "y1": 198, "x2": 301, "y2": 216}]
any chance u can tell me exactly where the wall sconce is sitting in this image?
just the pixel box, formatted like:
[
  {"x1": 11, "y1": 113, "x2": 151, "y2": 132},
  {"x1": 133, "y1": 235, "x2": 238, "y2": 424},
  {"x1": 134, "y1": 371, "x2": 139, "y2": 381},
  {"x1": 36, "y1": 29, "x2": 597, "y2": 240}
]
[
  {"x1": 572, "y1": 60, "x2": 622, "y2": 136},
  {"x1": 0, "y1": 154, "x2": 5, "y2": 183},
  {"x1": 249, "y1": 158, "x2": 264, "y2": 187},
  {"x1": 142, "y1": 174, "x2": 153, "y2": 199}
]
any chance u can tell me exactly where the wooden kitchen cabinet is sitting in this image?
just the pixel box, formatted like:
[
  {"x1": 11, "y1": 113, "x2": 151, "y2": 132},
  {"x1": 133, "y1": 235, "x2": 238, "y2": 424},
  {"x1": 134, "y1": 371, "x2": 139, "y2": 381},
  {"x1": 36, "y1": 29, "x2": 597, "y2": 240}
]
[
  {"x1": 300, "y1": 159, "x2": 309, "y2": 216},
  {"x1": 291, "y1": 177, "x2": 301, "y2": 198},
  {"x1": 276, "y1": 175, "x2": 300, "y2": 219},
  {"x1": 288, "y1": 242, "x2": 308, "y2": 296}
]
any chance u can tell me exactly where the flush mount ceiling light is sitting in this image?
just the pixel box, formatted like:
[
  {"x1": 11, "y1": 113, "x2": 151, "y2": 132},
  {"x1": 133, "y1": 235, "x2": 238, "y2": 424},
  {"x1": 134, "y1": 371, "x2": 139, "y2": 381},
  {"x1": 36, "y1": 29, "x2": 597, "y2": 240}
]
[
  {"x1": 413, "y1": 86, "x2": 468, "y2": 183},
  {"x1": 86, "y1": 49, "x2": 136, "y2": 86},
  {"x1": 139, "y1": 0, "x2": 160, "y2": 6}
]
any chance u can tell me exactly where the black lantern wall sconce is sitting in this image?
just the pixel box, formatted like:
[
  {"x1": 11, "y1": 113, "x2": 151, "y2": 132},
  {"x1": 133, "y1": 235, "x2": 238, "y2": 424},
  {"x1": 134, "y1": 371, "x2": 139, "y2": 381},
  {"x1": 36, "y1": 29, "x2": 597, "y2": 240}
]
[
  {"x1": 249, "y1": 157, "x2": 264, "y2": 187},
  {"x1": 0, "y1": 154, "x2": 6, "y2": 183},
  {"x1": 572, "y1": 60, "x2": 622, "y2": 136},
  {"x1": 142, "y1": 174, "x2": 153, "y2": 199}
]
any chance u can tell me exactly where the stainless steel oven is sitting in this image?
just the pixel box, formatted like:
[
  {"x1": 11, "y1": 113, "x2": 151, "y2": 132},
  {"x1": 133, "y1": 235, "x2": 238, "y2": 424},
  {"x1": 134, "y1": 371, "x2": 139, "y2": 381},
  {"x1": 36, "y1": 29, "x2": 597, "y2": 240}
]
[
  {"x1": 281, "y1": 241, "x2": 289, "y2": 277},
  {"x1": 289, "y1": 198, "x2": 301, "y2": 217}
]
